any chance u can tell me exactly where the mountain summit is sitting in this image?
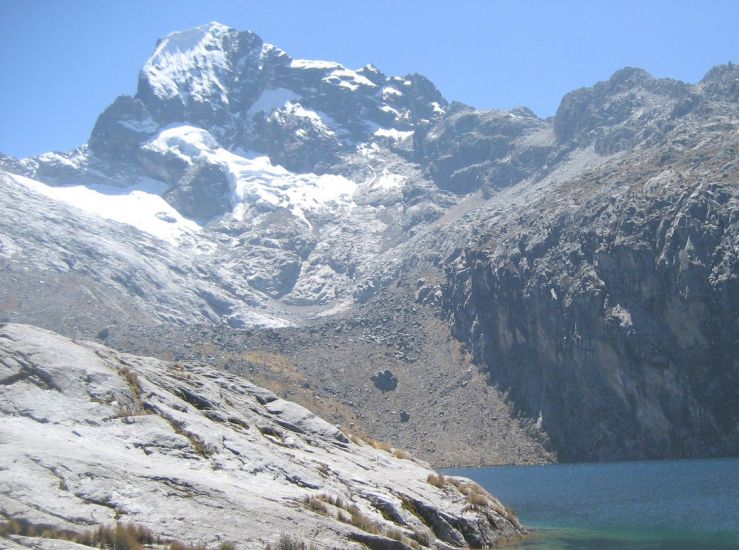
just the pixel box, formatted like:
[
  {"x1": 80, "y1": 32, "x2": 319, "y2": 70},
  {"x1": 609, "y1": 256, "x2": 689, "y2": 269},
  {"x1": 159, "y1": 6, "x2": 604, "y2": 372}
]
[{"x1": 96, "y1": 21, "x2": 447, "y2": 175}]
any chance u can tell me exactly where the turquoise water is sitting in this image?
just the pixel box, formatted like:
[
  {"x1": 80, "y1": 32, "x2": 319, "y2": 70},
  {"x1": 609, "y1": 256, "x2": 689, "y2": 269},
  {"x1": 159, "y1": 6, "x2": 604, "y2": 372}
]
[{"x1": 444, "y1": 457, "x2": 739, "y2": 549}]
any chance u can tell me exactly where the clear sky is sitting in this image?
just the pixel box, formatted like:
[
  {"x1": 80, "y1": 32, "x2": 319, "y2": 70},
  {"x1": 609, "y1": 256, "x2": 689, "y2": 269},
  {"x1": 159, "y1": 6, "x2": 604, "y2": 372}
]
[{"x1": 1, "y1": 0, "x2": 737, "y2": 158}]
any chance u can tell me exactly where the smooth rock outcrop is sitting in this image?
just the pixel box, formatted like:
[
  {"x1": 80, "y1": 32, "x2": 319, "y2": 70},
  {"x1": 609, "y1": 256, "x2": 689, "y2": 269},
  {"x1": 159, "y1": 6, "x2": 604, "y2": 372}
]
[{"x1": 0, "y1": 323, "x2": 523, "y2": 549}]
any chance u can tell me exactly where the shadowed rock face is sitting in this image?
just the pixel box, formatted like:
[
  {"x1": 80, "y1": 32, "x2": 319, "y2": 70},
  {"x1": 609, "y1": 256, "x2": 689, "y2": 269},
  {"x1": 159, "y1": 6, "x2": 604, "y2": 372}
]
[
  {"x1": 88, "y1": 96, "x2": 158, "y2": 165},
  {"x1": 442, "y1": 125, "x2": 739, "y2": 461},
  {"x1": 417, "y1": 105, "x2": 549, "y2": 194},
  {"x1": 553, "y1": 67, "x2": 692, "y2": 153},
  {"x1": 164, "y1": 161, "x2": 232, "y2": 222},
  {"x1": 0, "y1": 323, "x2": 524, "y2": 549}
]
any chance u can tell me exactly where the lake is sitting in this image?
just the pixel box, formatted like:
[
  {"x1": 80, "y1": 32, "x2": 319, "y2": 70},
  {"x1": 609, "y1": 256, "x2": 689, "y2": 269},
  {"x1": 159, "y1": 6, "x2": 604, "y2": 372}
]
[{"x1": 444, "y1": 457, "x2": 739, "y2": 549}]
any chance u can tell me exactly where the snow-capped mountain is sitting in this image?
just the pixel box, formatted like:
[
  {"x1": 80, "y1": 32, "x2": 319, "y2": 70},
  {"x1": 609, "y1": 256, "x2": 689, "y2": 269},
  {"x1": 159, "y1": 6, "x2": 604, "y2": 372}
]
[
  {"x1": 0, "y1": 23, "x2": 737, "y2": 465},
  {"x1": 3, "y1": 22, "x2": 456, "y2": 325}
]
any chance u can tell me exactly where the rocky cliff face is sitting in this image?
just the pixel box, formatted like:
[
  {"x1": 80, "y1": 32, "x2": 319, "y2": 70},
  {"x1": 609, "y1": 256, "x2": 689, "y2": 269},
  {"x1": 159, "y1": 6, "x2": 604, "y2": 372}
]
[
  {"x1": 0, "y1": 22, "x2": 736, "y2": 466},
  {"x1": 0, "y1": 323, "x2": 523, "y2": 549},
  {"x1": 441, "y1": 74, "x2": 739, "y2": 461}
]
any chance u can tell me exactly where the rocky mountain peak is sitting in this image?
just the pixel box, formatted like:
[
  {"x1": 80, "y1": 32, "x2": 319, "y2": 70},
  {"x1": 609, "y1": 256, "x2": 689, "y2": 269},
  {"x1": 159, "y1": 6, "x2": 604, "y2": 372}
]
[
  {"x1": 136, "y1": 22, "x2": 264, "y2": 126},
  {"x1": 356, "y1": 63, "x2": 386, "y2": 84},
  {"x1": 84, "y1": 22, "x2": 450, "y2": 175},
  {"x1": 602, "y1": 66, "x2": 655, "y2": 91},
  {"x1": 553, "y1": 66, "x2": 692, "y2": 153},
  {"x1": 700, "y1": 62, "x2": 739, "y2": 101},
  {"x1": 701, "y1": 62, "x2": 739, "y2": 84}
]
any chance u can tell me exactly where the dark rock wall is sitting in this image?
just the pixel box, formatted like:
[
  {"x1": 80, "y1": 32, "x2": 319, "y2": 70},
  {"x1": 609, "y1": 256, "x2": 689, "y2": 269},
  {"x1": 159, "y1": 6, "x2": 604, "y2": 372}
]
[
  {"x1": 443, "y1": 174, "x2": 738, "y2": 461},
  {"x1": 417, "y1": 106, "x2": 548, "y2": 194}
]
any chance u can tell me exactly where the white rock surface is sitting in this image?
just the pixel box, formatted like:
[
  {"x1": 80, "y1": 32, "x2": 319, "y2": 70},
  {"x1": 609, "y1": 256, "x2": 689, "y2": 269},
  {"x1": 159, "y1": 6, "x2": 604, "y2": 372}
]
[{"x1": 0, "y1": 324, "x2": 523, "y2": 549}]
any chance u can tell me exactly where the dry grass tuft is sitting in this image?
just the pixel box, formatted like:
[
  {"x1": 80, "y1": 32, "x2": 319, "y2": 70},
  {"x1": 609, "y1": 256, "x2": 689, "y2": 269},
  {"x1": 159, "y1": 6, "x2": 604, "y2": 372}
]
[
  {"x1": 348, "y1": 434, "x2": 364, "y2": 446},
  {"x1": 468, "y1": 492, "x2": 489, "y2": 506},
  {"x1": 366, "y1": 438, "x2": 393, "y2": 452},
  {"x1": 301, "y1": 493, "x2": 424, "y2": 545},
  {"x1": 303, "y1": 495, "x2": 329, "y2": 515},
  {"x1": 119, "y1": 367, "x2": 143, "y2": 399},
  {"x1": 266, "y1": 533, "x2": 317, "y2": 550},
  {"x1": 425, "y1": 473, "x2": 520, "y2": 527},
  {"x1": 163, "y1": 415, "x2": 213, "y2": 458},
  {"x1": 169, "y1": 541, "x2": 208, "y2": 550},
  {"x1": 426, "y1": 473, "x2": 446, "y2": 488},
  {"x1": 392, "y1": 449, "x2": 413, "y2": 460},
  {"x1": 302, "y1": 492, "x2": 357, "y2": 519},
  {"x1": 0, "y1": 517, "x2": 236, "y2": 549},
  {"x1": 346, "y1": 504, "x2": 380, "y2": 534},
  {"x1": 0, "y1": 520, "x2": 182, "y2": 550},
  {"x1": 365, "y1": 438, "x2": 414, "y2": 461}
]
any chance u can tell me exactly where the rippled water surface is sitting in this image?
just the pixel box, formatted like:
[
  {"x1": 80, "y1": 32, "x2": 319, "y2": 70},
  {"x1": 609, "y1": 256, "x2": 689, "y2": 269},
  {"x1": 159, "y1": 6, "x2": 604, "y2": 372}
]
[{"x1": 444, "y1": 457, "x2": 739, "y2": 549}]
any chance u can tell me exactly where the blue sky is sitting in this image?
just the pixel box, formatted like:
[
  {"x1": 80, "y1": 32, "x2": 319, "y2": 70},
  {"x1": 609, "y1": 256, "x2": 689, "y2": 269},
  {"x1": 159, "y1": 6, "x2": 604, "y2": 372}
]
[{"x1": 1, "y1": 0, "x2": 737, "y2": 158}]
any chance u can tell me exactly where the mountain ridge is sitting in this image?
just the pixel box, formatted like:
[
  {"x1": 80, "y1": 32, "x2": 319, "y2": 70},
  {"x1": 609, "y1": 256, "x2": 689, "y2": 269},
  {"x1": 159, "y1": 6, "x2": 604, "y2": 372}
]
[{"x1": 0, "y1": 22, "x2": 736, "y2": 466}]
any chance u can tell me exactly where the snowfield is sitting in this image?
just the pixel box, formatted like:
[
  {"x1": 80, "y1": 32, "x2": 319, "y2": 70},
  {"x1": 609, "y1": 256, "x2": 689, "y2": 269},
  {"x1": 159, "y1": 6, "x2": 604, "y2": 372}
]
[
  {"x1": 11, "y1": 173, "x2": 201, "y2": 245},
  {"x1": 145, "y1": 125, "x2": 358, "y2": 227}
]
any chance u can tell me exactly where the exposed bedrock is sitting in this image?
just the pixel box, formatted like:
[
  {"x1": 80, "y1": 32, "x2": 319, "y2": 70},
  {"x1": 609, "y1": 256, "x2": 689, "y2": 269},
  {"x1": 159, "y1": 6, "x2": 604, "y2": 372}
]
[{"x1": 443, "y1": 176, "x2": 738, "y2": 461}]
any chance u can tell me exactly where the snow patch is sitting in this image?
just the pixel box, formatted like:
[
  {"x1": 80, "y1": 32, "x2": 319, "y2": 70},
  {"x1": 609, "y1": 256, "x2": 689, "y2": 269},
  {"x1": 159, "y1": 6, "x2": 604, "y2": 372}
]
[
  {"x1": 247, "y1": 88, "x2": 301, "y2": 116},
  {"x1": 36, "y1": 150, "x2": 88, "y2": 170},
  {"x1": 356, "y1": 143, "x2": 380, "y2": 158},
  {"x1": 260, "y1": 42, "x2": 288, "y2": 59},
  {"x1": 271, "y1": 102, "x2": 337, "y2": 137},
  {"x1": 322, "y1": 68, "x2": 377, "y2": 91},
  {"x1": 224, "y1": 152, "x2": 357, "y2": 226},
  {"x1": 156, "y1": 22, "x2": 231, "y2": 57},
  {"x1": 372, "y1": 169, "x2": 406, "y2": 191},
  {"x1": 290, "y1": 59, "x2": 342, "y2": 70},
  {"x1": 145, "y1": 125, "x2": 357, "y2": 227},
  {"x1": 10, "y1": 173, "x2": 200, "y2": 245},
  {"x1": 374, "y1": 128, "x2": 414, "y2": 141},
  {"x1": 382, "y1": 86, "x2": 403, "y2": 99},
  {"x1": 379, "y1": 105, "x2": 401, "y2": 117},
  {"x1": 228, "y1": 308, "x2": 292, "y2": 329},
  {"x1": 390, "y1": 76, "x2": 412, "y2": 87},
  {"x1": 142, "y1": 23, "x2": 233, "y2": 103},
  {"x1": 0, "y1": 234, "x2": 21, "y2": 259},
  {"x1": 119, "y1": 117, "x2": 159, "y2": 134},
  {"x1": 145, "y1": 126, "x2": 219, "y2": 162},
  {"x1": 609, "y1": 304, "x2": 633, "y2": 328}
]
